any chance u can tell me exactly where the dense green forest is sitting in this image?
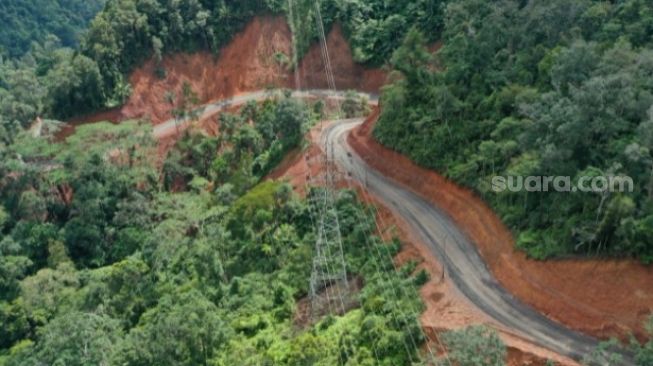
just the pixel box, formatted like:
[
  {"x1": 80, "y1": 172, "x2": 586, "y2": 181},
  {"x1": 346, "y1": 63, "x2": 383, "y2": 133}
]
[
  {"x1": 3, "y1": 0, "x2": 653, "y2": 363},
  {"x1": 0, "y1": 0, "x2": 106, "y2": 58},
  {"x1": 0, "y1": 93, "x2": 508, "y2": 365},
  {"x1": 0, "y1": 0, "x2": 447, "y2": 132},
  {"x1": 375, "y1": 0, "x2": 653, "y2": 263}
]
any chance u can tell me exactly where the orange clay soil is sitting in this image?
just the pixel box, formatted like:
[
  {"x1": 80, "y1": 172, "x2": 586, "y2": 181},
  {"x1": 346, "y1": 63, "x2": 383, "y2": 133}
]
[
  {"x1": 121, "y1": 16, "x2": 291, "y2": 125},
  {"x1": 348, "y1": 108, "x2": 653, "y2": 342},
  {"x1": 295, "y1": 23, "x2": 387, "y2": 93},
  {"x1": 69, "y1": 17, "x2": 620, "y2": 365},
  {"x1": 271, "y1": 120, "x2": 578, "y2": 365},
  {"x1": 77, "y1": 16, "x2": 386, "y2": 126}
]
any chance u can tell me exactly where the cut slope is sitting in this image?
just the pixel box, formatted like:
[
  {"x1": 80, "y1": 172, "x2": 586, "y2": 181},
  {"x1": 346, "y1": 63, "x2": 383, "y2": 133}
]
[
  {"x1": 349, "y1": 110, "x2": 653, "y2": 341},
  {"x1": 295, "y1": 23, "x2": 386, "y2": 92},
  {"x1": 77, "y1": 16, "x2": 387, "y2": 126},
  {"x1": 123, "y1": 16, "x2": 293, "y2": 124}
]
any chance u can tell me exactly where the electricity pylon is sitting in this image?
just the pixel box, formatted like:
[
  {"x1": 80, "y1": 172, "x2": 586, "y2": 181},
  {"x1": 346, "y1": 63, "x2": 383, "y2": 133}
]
[{"x1": 307, "y1": 140, "x2": 349, "y2": 318}]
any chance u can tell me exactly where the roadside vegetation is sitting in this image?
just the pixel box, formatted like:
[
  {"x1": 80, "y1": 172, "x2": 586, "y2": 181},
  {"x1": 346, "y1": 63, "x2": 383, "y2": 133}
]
[
  {"x1": 4, "y1": 0, "x2": 652, "y2": 363},
  {"x1": 375, "y1": 0, "x2": 653, "y2": 262},
  {"x1": 584, "y1": 318, "x2": 653, "y2": 365},
  {"x1": 0, "y1": 93, "x2": 506, "y2": 364}
]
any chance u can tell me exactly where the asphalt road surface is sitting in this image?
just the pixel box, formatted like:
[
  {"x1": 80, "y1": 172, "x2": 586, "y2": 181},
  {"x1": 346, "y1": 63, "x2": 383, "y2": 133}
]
[
  {"x1": 153, "y1": 89, "x2": 629, "y2": 363},
  {"x1": 323, "y1": 119, "x2": 620, "y2": 362}
]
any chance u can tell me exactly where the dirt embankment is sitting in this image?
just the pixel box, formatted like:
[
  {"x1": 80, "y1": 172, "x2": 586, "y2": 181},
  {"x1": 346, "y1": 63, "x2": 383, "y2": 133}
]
[
  {"x1": 272, "y1": 117, "x2": 576, "y2": 365},
  {"x1": 77, "y1": 16, "x2": 386, "y2": 127},
  {"x1": 295, "y1": 24, "x2": 386, "y2": 93},
  {"x1": 348, "y1": 109, "x2": 653, "y2": 342},
  {"x1": 122, "y1": 16, "x2": 292, "y2": 125}
]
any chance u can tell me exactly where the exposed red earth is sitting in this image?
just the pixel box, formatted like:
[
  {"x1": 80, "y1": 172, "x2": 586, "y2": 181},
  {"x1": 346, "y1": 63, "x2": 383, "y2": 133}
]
[
  {"x1": 348, "y1": 108, "x2": 653, "y2": 342},
  {"x1": 76, "y1": 15, "x2": 652, "y2": 364},
  {"x1": 122, "y1": 16, "x2": 292, "y2": 125},
  {"x1": 75, "y1": 16, "x2": 385, "y2": 127},
  {"x1": 272, "y1": 119, "x2": 577, "y2": 365},
  {"x1": 294, "y1": 24, "x2": 387, "y2": 93}
]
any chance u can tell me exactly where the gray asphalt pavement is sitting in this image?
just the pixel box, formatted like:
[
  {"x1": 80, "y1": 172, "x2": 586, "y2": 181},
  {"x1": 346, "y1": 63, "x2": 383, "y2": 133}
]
[
  {"x1": 152, "y1": 89, "x2": 630, "y2": 363},
  {"x1": 324, "y1": 119, "x2": 618, "y2": 362}
]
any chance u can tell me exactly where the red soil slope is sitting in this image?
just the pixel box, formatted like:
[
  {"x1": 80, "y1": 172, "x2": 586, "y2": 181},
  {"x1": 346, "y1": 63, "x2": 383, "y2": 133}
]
[
  {"x1": 123, "y1": 16, "x2": 293, "y2": 124},
  {"x1": 78, "y1": 16, "x2": 386, "y2": 126},
  {"x1": 295, "y1": 23, "x2": 386, "y2": 92},
  {"x1": 349, "y1": 110, "x2": 653, "y2": 341},
  {"x1": 272, "y1": 118, "x2": 577, "y2": 365}
]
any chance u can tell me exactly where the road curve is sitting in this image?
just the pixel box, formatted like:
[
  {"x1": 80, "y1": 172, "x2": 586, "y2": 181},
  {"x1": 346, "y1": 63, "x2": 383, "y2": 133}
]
[
  {"x1": 152, "y1": 89, "x2": 623, "y2": 362},
  {"x1": 153, "y1": 89, "x2": 378, "y2": 138},
  {"x1": 324, "y1": 119, "x2": 612, "y2": 362}
]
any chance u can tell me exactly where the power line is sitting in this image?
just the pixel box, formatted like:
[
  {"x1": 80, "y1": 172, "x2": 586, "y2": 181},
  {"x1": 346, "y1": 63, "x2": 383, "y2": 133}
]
[
  {"x1": 287, "y1": 0, "x2": 302, "y2": 91},
  {"x1": 338, "y1": 155, "x2": 446, "y2": 365},
  {"x1": 354, "y1": 179, "x2": 453, "y2": 366},
  {"x1": 310, "y1": 0, "x2": 426, "y2": 361},
  {"x1": 295, "y1": 1, "x2": 447, "y2": 363}
]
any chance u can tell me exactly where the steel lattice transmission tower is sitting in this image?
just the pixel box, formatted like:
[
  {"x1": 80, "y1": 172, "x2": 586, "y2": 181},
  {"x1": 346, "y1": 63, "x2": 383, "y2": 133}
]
[
  {"x1": 307, "y1": 141, "x2": 349, "y2": 317},
  {"x1": 286, "y1": 0, "x2": 349, "y2": 319}
]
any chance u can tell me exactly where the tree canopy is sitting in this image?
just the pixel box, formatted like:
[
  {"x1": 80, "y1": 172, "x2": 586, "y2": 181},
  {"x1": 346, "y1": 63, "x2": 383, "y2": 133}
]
[
  {"x1": 0, "y1": 0, "x2": 105, "y2": 58},
  {"x1": 374, "y1": 0, "x2": 653, "y2": 263}
]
